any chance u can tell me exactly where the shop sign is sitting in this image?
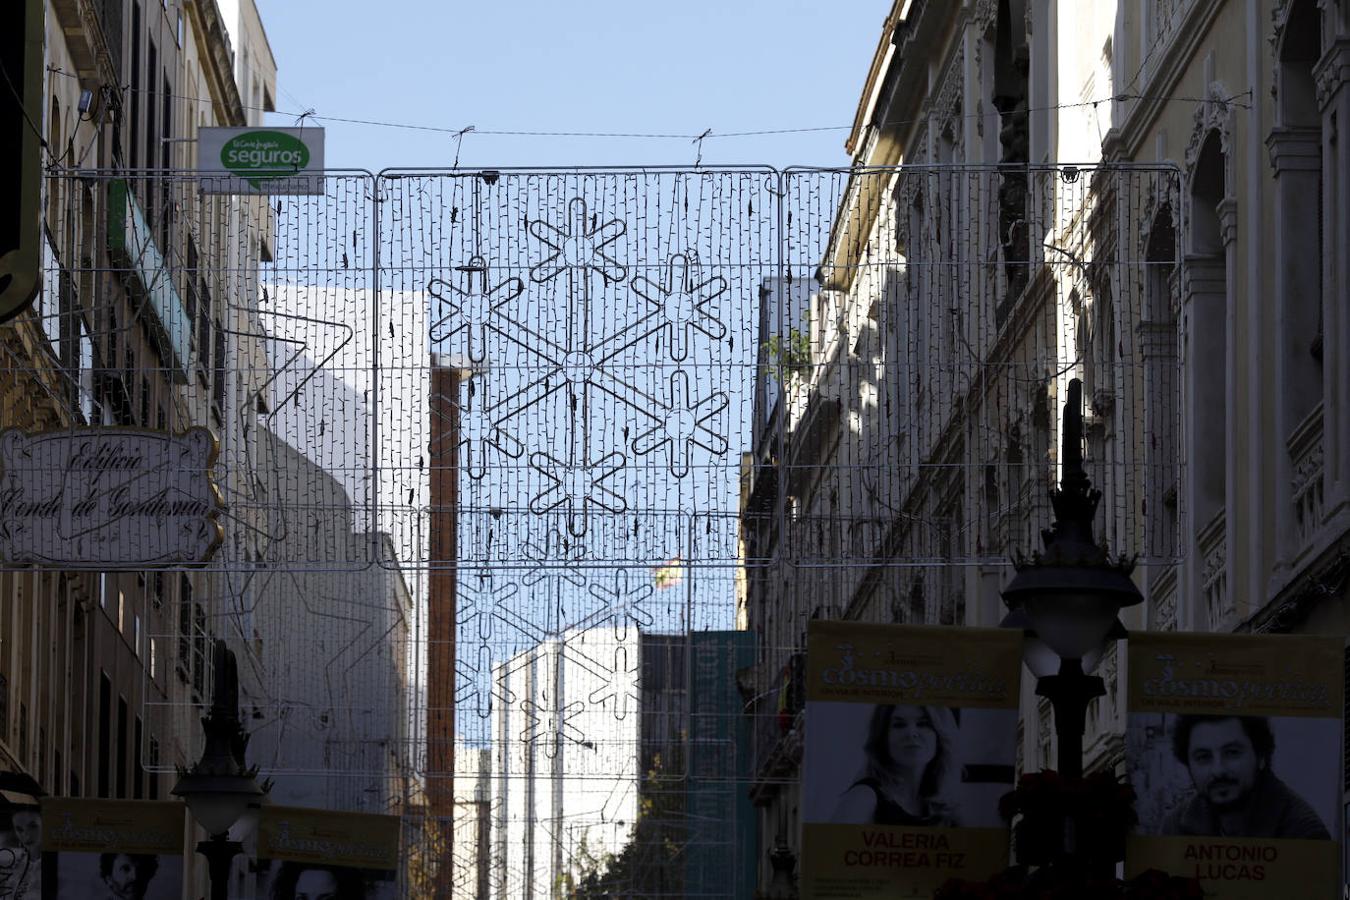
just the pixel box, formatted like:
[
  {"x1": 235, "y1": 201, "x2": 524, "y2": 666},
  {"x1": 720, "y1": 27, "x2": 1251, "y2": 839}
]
[
  {"x1": 0, "y1": 427, "x2": 223, "y2": 566},
  {"x1": 197, "y1": 126, "x2": 325, "y2": 194}
]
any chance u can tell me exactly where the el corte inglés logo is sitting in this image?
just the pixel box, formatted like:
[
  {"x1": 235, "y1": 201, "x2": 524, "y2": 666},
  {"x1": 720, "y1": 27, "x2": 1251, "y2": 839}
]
[{"x1": 219, "y1": 130, "x2": 310, "y2": 185}]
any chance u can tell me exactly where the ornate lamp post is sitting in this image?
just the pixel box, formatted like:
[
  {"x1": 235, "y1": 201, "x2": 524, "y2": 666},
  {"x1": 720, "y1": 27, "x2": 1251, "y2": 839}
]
[
  {"x1": 1002, "y1": 378, "x2": 1143, "y2": 780},
  {"x1": 173, "y1": 639, "x2": 267, "y2": 900}
]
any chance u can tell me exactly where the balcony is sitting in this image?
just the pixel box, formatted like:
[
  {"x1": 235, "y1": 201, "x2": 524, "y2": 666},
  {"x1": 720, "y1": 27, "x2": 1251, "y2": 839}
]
[
  {"x1": 107, "y1": 180, "x2": 191, "y2": 384},
  {"x1": 1287, "y1": 403, "x2": 1325, "y2": 556}
]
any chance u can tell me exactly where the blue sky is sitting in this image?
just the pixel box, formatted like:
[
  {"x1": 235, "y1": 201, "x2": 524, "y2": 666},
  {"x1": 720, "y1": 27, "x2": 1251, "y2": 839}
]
[{"x1": 253, "y1": 0, "x2": 889, "y2": 171}]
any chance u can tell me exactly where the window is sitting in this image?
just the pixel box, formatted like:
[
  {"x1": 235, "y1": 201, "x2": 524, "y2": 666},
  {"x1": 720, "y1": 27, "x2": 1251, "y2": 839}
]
[
  {"x1": 98, "y1": 672, "x2": 111, "y2": 797},
  {"x1": 148, "y1": 736, "x2": 160, "y2": 799},
  {"x1": 133, "y1": 716, "x2": 143, "y2": 799},
  {"x1": 78, "y1": 318, "x2": 95, "y2": 423},
  {"x1": 177, "y1": 574, "x2": 193, "y2": 675},
  {"x1": 213, "y1": 321, "x2": 227, "y2": 415},
  {"x1": 193, "y1": 603, "x2": 207, "y2": 699},
  {"x1": 116, "y1": 696, "x2": 128, "y2": 798},
  {"x1": 149, "y1": 637, "x2": 157, "y2": 681},
  {"x1": 134, "y1": 613, "x2": 141, "y2": 657},
  {"x1": 129, "y1": 3, "x2": 141, "y2": 169},
  {"x1": 117, "y1": 589, "x2": 125, "y2": 632}
]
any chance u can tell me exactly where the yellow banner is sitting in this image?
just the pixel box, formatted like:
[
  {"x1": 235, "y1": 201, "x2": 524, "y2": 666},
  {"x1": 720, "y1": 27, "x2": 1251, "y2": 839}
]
[
  {"x1": 802, "y1": 824, "x2": 1008, "y2": 899},
  {"x1": 806, "y1": 622, "x2": 1021, "y2": 708},
  {"x1": 1126, "y1": 632, "x2": 1344, "y2": 898},
  {"x1": 258, "y1": 806, "x2": 400, "y2": 870},
  {"x1": 1128, "y1": 632, "x2": 1343, "y2": 717},
  {"x1": 1126, "y1": 836, "x2": 1340, "y2": 899},
  {"x1": 802, "y1": 623, "x2": 1021, "y2": 899},
  {"x1": 41, "y1": 798, "x2": 184, "y2": 854}
]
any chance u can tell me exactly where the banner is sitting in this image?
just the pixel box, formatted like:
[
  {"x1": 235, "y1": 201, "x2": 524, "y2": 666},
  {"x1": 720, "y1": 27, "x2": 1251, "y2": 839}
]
[
  {"x1": 801, "y1": 622, "x2": 1021, "y2": 899},
  {"x1": 196, "y1": 127, "x2": 325, "y2": 195},
  {"x1": 39, "y1": 799, "x2": 185, "y2": 900},
  {"x1": 257, "y1": 806, "x2": 400, "y2": 899},
  {"x1": 0, "y1": 427, "x2": 223, "y2": 566},
  {"x1": 1126, "y1": 632, "x2": 1344, "y2": 898}
]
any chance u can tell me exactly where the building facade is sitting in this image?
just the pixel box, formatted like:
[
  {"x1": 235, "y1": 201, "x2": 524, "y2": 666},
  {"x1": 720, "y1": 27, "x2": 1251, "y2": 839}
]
[
  {"x1": 1, "y1": 0, "x2": 283, "y2": 894},
  {"x1": 740, "y1": 0, "x2": 1350, "y2": 892}
]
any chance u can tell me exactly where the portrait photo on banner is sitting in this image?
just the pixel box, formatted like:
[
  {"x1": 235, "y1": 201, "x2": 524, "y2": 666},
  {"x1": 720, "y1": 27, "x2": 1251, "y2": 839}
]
[
  {"x1": 256, "y1": 858, "x2": 399, "y2": 900},
  {"x1": 802, "y1": 701, "x2": 1018, "y2": 829},
  {"x1": 1127, "y1": 711, "x2": 1340, "y2": 841},
  {"x1": 47, "y1": 850, "x2": 182, "y2": 900}
]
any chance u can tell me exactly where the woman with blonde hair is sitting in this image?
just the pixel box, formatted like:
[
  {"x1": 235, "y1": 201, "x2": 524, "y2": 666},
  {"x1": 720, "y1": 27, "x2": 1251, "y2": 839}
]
[{"x1": 831, "y1": 704, "x2": 962, "y2": 826}]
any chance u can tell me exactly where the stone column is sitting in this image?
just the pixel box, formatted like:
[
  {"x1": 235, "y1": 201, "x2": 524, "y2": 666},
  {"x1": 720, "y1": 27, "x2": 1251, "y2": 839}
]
[
  {"x1": 1265, "y1": 126, "x2": 1323, "y2": 571},
  {"x1": 1314, "y1": 39, "x2": 1350, "y2": 521},
  {"x1": 1180, "y1": 255, "x2": 1226, "y2": 631}
]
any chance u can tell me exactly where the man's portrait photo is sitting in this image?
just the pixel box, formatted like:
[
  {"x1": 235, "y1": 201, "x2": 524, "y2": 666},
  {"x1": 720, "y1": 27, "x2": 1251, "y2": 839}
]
[{"x1": 1129, "y1": 712, "x2": 1338, "y2": 841}]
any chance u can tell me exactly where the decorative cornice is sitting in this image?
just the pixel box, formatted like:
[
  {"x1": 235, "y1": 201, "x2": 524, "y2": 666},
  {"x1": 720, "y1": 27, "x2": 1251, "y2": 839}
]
[
  {"x1": 974, "y1": 0, "x2": 997, "y2": 35},
  {"x1": 186, "y1": 0, "x2": 246, "y2": 127},
  {"x1": 933, "y1": 46, "x2": 966, "y2": 144},
  {"x1": 1183, "y1": 81, "x2": 1237, "y2": 177},
  {"x1": 1313, "y1": 38, "x2": 1350, "y2": 110}
]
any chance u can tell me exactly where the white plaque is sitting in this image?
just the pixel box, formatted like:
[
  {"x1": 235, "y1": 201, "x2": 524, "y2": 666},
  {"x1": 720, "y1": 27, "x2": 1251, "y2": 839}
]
[{"x1": 0, "y1": 428, "x2": 223, "y2": 566}]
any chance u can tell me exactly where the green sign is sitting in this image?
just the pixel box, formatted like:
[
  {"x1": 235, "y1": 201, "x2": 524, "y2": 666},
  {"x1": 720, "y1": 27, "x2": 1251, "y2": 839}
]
[
  {"x1": 197, "y1": 127, "x2": 325, "y2": 194},
  {"x1": 220, "y1": 130, "x2": 310, "y2": 185}
]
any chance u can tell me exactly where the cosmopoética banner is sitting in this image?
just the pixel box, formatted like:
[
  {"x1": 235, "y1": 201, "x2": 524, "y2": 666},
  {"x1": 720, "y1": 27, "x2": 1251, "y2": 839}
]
[
  {"x1": 800, "y1": 622, "x2": 1022, "y2": 899},
  {"x1": 1126, "y1": 632, "x2": 1344, "y2": 899}
]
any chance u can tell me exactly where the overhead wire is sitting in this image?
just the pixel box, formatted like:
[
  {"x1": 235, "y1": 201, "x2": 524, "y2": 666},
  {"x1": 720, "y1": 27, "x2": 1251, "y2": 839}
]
[{"x1": 43, "y1": 65, "x2": 1252, "y2": 151}]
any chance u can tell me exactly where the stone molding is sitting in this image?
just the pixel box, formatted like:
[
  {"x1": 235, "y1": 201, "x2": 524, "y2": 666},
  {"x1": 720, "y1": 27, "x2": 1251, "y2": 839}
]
[{"x1": 1266, "y1": 125, "x2": 1325, "y2": 172}]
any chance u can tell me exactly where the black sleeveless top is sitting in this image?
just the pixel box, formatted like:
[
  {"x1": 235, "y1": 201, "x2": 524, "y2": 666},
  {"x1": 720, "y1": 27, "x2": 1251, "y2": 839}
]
[{"x1": 851, "y1": 777, "x2": 942, "y2": 827}]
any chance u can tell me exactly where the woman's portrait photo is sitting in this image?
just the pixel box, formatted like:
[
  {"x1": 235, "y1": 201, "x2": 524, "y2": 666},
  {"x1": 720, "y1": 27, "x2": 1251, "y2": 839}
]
[
  {"x1": 804, "y1": 701, "x2": 1017, "y2": 829},
  {"x1": 831, "y1": 704, "x2": 962, "y2": 826}
]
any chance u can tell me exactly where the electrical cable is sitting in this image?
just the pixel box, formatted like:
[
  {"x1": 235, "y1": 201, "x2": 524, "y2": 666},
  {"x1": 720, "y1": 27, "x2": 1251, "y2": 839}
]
[{"x1": 44, "y1": 66, "x2": 1253, "y2": 150}]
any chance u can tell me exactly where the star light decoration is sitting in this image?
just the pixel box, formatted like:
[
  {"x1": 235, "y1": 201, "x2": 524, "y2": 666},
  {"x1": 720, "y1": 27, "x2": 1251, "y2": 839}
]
[
  {"x1": 431, "y1": 190, "x2": 737, "y2": 752},
  {"x1": 428, "y1": 196, "x2": 733, "y2": 534}
]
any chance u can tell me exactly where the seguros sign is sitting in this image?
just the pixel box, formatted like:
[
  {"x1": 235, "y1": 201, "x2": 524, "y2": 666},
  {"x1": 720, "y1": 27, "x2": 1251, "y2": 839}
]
[{"x1": 197, "y1": 126, "x2": 325, "y2": 194}]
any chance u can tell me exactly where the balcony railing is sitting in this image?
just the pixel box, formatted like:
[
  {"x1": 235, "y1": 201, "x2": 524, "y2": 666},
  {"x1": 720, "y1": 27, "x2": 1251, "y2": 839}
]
[
  {"x1": 1288, "y1": 403, "x2": 1325, "y2": 554},
  {"x1": 1198, "y1": 511, "x2": 1229, "y2": 628},
  {"x1": 107, "y1": 180, "x2": 191, "y2": 383}
]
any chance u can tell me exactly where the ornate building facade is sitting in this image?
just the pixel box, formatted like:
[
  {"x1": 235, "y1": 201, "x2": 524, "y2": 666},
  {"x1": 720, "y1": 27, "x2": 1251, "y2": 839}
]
[{"x1": 740, "y1": 0, "x2": 1350, "y2": 891}]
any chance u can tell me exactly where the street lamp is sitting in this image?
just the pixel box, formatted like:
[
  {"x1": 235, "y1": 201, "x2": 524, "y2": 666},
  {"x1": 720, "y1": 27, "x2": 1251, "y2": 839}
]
[
  {"x1": 173, "y1": 639, "x2": 267, "y2": 900},
  {"x1": 1001, "y1": 378, "x2": 1142, "y2": 780}
]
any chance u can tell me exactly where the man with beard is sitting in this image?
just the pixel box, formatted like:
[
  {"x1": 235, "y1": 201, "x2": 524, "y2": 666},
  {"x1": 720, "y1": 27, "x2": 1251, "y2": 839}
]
[
  {"x1": 1161, "y1": 714, "x2": 1329, "y2": 839},
  {"x1": 99, "y1": 852, "x2": 160, "y2": 900}
]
